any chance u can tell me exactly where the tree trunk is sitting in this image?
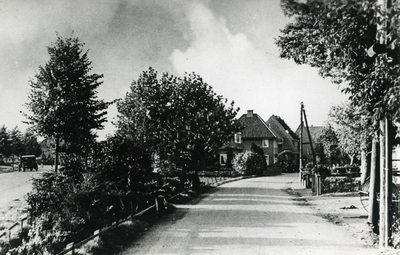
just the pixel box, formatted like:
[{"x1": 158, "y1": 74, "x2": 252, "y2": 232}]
[
  {"x1": 379, "y1": 118, "x2": 392, "y2": 248},
  {"x1": 360, "y1": 148, "x2": 368, "y2": 185},
  {"x1": 368, "y1": 137, "x2": 379, "y2": 234}
]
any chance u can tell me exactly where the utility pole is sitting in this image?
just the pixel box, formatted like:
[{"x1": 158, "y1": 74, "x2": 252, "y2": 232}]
[
  {"x1": 302, "y1": 105, "x2": 316, "y2": 166},
  {"x1": 299, "y1": 102, "x2": 303, "y2": 182}
]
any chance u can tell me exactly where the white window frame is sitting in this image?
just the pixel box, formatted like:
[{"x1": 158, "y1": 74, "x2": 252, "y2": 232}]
[
  {"x1": 234, "y1": 133, "x2": 242, "y2": 144},
  {"x1": 262, "y1": 139, "x2": 269, "y2": 148}
]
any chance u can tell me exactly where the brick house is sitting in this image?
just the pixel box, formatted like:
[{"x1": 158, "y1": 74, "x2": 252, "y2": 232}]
[
  {"x1": 265, "y1": 115, "x2": 299, "y2": 155},
  {"x1": 295, "y1": 124, "x2": 324, "y2": 164},
  {"x1": 220, "y1": 110, "x2": 278, "y2": 166}
]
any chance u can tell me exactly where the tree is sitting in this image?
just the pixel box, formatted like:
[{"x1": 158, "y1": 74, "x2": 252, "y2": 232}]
[
  {"x1": 0, "y1": 125, "x2": 11, "y2": 159},
  {"x1": 24, "y1": 35, "x2": 109, "y2": 171},
  {"x1": 9, "y1": 126, "x2": 24, "y2": 156},
  {"x1": 23, "y1": 130, "x2": 42, "y2": 157},
  {"x1": 327, "y1": 102, "x2": 374, "y2": 182},
  {"x1": 318, "y1": 125, "x2": 346, "y2": 165},
  {"x1": 116, "y1": 68, "x2": 240, "y2": 188},
  {"x1": 276, "y1": 0, "x2": 400, "y2": 244},
  {"x1": 276, "y1": 0, "x2": 399, "y2": 123},
  {"x1": 9, "y1": 126, "x2": 24, "y2": 168}
]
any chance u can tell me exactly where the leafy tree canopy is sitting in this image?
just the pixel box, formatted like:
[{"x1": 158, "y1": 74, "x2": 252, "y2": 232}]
[
  {"x1": 116, "y1": 68, "x2": 241, "y2": 175},
  {"x1": 276, "y1": 0, "x2": 400, "y2": 123},
  {"x1": 0, "y1": 125, "x2": 11, "y2": 158},
  {"x1": 24, "y1": 35, "x2": 109, "y2": 155}
]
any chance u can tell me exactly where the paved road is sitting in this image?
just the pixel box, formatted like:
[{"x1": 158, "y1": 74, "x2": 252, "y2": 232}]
[
  {"x1": 0, "y1": 166, "x2": 51, "y2": 208},
  {"x1": 121, "y1": 174, "x2": 377, "y2": 255}
]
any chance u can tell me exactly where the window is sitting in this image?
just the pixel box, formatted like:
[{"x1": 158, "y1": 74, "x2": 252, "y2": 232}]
[
  {"x1": 262, "y1": 139, "x2": 269, "y2": 148},
  {"x1": 278, "y1": 138, "x2": 284, "y2": 148},
  {"x1": 265, "y1": 155, "x2": 270, "y2": 166},
  {"x1": 234, "y1": 133, "x2": 242, "y2": 144},
  {"x1": 220, "y1": 154, "x2": 227, "y2": 166}
]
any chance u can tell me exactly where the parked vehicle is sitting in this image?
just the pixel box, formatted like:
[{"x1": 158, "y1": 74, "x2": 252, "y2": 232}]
[{"x1": 19, "y1": 155, "x2": 38, "y2": 171}]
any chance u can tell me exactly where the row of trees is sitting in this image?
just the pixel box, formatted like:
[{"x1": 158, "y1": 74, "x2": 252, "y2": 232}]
[
  {"x1": 276, "y1": 0, "x2": 399, "y2": 246},
  {"x1": 9, "y1": 34, "x2": 241, "y2": 254},
  {"x1": 0, "y1": 125, "x2": 42, "y2": 163}
]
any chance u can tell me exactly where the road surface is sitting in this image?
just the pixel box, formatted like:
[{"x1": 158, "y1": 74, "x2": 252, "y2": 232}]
[
  {"x1": 0, "y1": 166, "x2": 51, "y2": 208},
  {"x1": 121, "y1": 174, "x2": 377, "y2": 255}
]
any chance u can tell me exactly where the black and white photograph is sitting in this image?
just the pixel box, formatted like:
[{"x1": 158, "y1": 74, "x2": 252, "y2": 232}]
[{"x1": 0, "y1": 0, "x2": 399, "y2": 254}]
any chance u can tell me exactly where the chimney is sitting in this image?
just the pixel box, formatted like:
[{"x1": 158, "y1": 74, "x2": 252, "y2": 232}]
[{"x1": 247, "y1": 110, "x2": 254, "y2": 117}]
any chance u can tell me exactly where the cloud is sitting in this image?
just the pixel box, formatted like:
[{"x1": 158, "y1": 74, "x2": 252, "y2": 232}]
[
  {"x1": 170, "y1": 2, "x2": 270, "y2": 97},
  {"x1": 169, "y1": 2, "x2": 347, "y2": 130}
]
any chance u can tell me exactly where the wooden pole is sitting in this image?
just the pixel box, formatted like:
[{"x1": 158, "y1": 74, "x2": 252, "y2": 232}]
[
  {"x1": 299, "y1": 102, "x2": 303, "y2": 183},
  {"x1": 379, "y1": 119, "x2": 388, "y2": 249},
  {"x1": 377, "y1": 0, "x2": 392, "y2": 249},
  {"x1": 302, "y1": 105, "x2": 316, "y2": 166},
  {"x1": 368, "y1": 136, "x2": 379, "y2": 233}
]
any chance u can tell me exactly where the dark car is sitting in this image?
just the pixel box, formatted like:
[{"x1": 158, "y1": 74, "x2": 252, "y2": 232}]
[{"x1": 19, "y1": 155, "x2": 38, "y2": 171}]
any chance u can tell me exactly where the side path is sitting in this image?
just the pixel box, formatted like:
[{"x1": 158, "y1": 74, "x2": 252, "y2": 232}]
[{"x1": 120, "y1": 174, "x2": 378, "y2": 255}]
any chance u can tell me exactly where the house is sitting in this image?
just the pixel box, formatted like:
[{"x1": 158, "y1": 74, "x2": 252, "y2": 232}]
[
  {"x1": 265, "y1": 115, "x2": 299, "y2": 155},
  {"x1": 220, "y1": 110, "x2": 278, "y2": 166},
  {"x1": 295, "y1": 124, "x2": 324, "y2": 164}
]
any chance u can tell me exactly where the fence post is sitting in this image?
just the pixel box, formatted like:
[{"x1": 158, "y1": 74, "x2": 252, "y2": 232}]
[
  {"x1": 20, "y1": 216, "x2": 27, "y2": 231},
  {"x1": 317, "y1": 175, "x2": 322, "y2": 196},
  {"x1": 65, "y1": 242, "x2": 74, "y2": 255},
  {"x1": 155, "y1": 197, "x2": 159, "y2": 215},
  {"x1": 8, "y1": 222, "x2": 18, "y2": 243},
  {"x1": 93, "y1": 229, "x2": 100, "y2": 243}
]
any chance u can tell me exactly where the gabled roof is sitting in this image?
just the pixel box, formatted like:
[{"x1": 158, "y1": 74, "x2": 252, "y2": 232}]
[
  {"x1": 266, "y1": 115, "x2": 299, "y2": 140},
  {"x1": 238, "y1": 111, "x2": 277, "y2": 139},
  {"x1": 295, "y1": 124, "x2": 324, "y2": 144}
]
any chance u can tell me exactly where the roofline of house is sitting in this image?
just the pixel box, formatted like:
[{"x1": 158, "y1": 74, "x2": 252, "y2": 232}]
[{"x1": 239, "y1": 111, "x2": 278, "y2": 139}]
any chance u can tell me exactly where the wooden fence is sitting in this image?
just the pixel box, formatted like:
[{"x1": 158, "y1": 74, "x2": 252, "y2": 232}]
[
  {"x1": 0, "y1": 215, "x2": 28, "y2": 244},
  {"x1": 0, "y1": 175, "x2": 240, "y2": 255}
]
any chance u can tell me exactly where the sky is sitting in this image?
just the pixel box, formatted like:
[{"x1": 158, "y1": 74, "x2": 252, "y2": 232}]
[{"x1": 0, "y1": 0, "x2": 349, "y2": 140}]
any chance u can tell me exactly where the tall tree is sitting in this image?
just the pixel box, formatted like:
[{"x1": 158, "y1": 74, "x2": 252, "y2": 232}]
[
  {"x1": 276, "y1": 0, "x2": 399, "y2": 122},
  {"x1": 9, "y1": 126, "x2": 24, "y2": 168},
  {"x1": 328, "y1": 102, "x2": 373, "y2": 165},
  {"x1": 276, "y1": 0, "x2": 400, "y2": 243},
  {"x1": 318, "y1": 125, "x2": 339, "y2": 164},
  {"x1": 24, "y1": 35, "x2": 109, "y2": 171},
  {"x1": 23, "y1": 130, "x2": 42, "y2": 157},
  {"x1": 328, "y1": 102, "x2": 374, "y2": 183},
  {"x1": 117, "y1": 68, "x2": 241, "y2": 188},
  {"x1": 0, "y1": 125, "x2": 11, "y2": 158},
  {"x1": 9, "y1": 126, "x2": 24, "y2": 157}
]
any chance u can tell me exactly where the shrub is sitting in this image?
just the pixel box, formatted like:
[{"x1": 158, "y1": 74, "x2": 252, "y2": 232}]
[
  {"x1": 311, "y1": 164, "x2": 331, "y2": 175},
  {"x1": 277, "y1": 151, "x2": 298, "y2": 172},
  {"x1": 232, "y1": 151, "x2": 265, "y2": 175},
  {"x1": 17, "y1": 161, "x2": 135, "y2": 255}
]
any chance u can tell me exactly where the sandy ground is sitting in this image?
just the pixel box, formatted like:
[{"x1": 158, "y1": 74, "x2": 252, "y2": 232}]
[
  {"x1": 285, "y1": 175, "x2": 378, "y2": 249},
  {"x1": 0, "y1": 171, "x2": 388, "y2": 254},
  {"x1": 121, "y1": 174, "x2": 378, "y2": 255}
]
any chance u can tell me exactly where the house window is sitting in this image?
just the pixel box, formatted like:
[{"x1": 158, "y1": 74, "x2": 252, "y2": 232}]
[
  {"x1": 262, "y1": 139, "x2": 269, "y2": 148},
  {"x1": 278, "y1": 139, "x2": 284, "y2": 148},
  {"x1": 220, "y1": 154, "x2": 227, "y2": 166},
  {"x1": 234, "y1": 133, "x2": 242, "y2": 144},
  {"x1": 265, "y1": 155, "x2": 270, "y2": 166}
]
